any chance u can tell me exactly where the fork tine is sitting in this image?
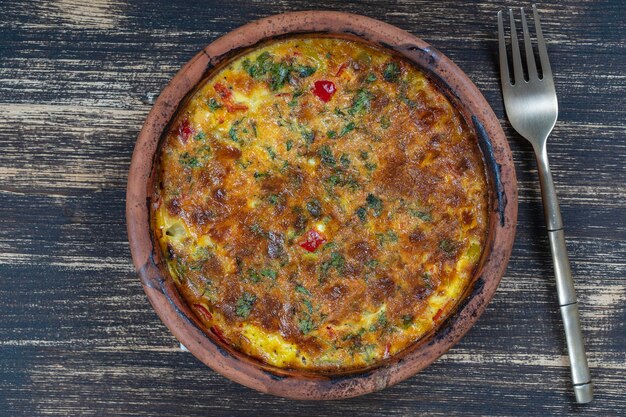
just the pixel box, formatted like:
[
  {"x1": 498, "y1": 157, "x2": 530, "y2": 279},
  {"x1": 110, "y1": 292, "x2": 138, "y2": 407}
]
[
  {"x1": 508, "y1": 8, "x2": 524, "y2": 85},
  {"x1": 497, "y1": 11, "x2": 511, "y2": 87},
  {"x1": 520, "y1": 7, "x2": 538, "y2": 80},
  {"x1": 533, "y1": 4, "x2": 553, "y2": 80}
]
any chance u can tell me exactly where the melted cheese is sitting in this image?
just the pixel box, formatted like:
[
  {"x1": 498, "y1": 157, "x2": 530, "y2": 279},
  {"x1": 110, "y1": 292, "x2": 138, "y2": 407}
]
[{"x1": 152, "y1": 36, "x2": 489, "y2": 371}]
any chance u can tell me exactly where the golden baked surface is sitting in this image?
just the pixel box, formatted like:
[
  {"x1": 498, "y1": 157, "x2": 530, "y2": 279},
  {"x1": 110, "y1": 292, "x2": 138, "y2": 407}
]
[{"x1": 152, "y1": 37, "x2": 488, "y2": 371}]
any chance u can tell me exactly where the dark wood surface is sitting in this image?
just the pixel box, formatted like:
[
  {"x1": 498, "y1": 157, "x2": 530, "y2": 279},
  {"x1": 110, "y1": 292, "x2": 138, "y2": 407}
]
[{"x1": 1, "y1": 0, "x2": 624, "y2": 415}]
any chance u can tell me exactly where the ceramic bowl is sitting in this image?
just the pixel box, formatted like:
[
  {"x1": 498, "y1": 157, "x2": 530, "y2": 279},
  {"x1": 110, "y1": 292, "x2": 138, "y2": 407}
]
[{"x1": 126, "y1": 11, "x2": 517, "y2": 399}]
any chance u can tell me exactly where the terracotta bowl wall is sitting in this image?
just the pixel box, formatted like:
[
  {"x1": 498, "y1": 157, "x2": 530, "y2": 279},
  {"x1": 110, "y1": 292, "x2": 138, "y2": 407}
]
[{"x1": 126, "y1": 11, "x2": 517, "y2": 399}]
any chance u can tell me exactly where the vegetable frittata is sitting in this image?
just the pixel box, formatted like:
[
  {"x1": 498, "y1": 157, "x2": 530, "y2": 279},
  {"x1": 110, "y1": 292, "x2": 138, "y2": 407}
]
[{"x1": 152, "y1": 36, "x2": 489, "y2": 371}]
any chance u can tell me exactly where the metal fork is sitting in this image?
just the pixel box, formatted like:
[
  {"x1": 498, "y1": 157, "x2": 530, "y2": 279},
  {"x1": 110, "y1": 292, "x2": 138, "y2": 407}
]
[{"x1": 497, "y1": 5, "x2": 593, "y2": 403}]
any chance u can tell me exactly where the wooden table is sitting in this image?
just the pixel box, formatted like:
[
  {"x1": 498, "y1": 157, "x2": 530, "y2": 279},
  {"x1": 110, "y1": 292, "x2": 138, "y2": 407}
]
[{"x1": 1, "y1": 0, "x2": 624, "y2": 415}]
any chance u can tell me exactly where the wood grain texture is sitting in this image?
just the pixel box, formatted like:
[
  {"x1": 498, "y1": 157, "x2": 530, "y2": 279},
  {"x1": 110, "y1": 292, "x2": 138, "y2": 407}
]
[{"x1": 0, "y1": 0, "x2": 624, "y2": 415}]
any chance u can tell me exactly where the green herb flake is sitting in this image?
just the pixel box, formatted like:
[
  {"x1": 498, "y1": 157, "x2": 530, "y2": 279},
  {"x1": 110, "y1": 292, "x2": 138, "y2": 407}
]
[
  {"x1": 410, "y1": 209, "x2": 433, "y2": 221},
  {"x1": 179, "y1": 152, "x2": 202, "y2": 169},
  {"x1": 298, "y1": 316, "x2": 314, "y2": 334},
  {"x1": 302, "y1": 298, "x2": 313, "y2": 314},
  {"x1": 235, "y1": 292, "x2": 256, "y2": 318},
  {"x1": 286, "y1": 139, "x2": 293, "y2": 151},
  {"x1": 194, "y1": 131, "x2": 207, "y2": 141},
  {"x1": 247, "y1": 269, "x2": 260, "y2": 283},
  {"x1": 339, "y1": 154, "x2": 350, "y2": 167},
  {"x1": 206, "y1": 98, "x2": 222, "y2": 111},
  {"x1": 295, "y1": 284, "x2": 311, "y2": 296},
  {"x1": 319, "y1": 145, "x2": 336, "y2": 166},
  {"x1": 253, "y1": 171, "x2": 269, "y2": 180},
  {"x1": 295, "y1": 65, "x2": 316, "y2": 77},
  {"x1": 348, "y1": 89, "x2": 372, "y2": 115},
  {"x1": 268, "y1": 194, "x2": 279, "y2": 205},
  {"x1": 359, "y1": 150, "x2": 369, "y2": 160},
  {"x1": 380, "y1": 116, "x2": 391, "y2": 129},
  {"x1": 320, "y1": 251, "x2": 345, "y2": 277},
  {"x1": 260, "y1": 268, "x2": 277, "y2": 280},
  {"x1": 326, "y1": 130, "x2": 337, "y2": 139},
  {"x1": 366, "y1": 194, "x2": 383, "y2": 217},
  {"x1": 229, "y1": 124, "x2": 239, "y2": 142},
  {"x1": 369, "y1": 312, "x2": 388, "y2": 332},
  {"x1": 339, "y1": 121, "x2": 355, "y2": 137},
  {"x1": 301, "y1": 128, "x2": 315, "y2": 144},
  {"x1": 402, "y1": 314, "x2": 414, "y2": 327},
  {"x1": 365, "y1": 72, "x2": 377, "y2": 83},
  {"x1": 306, "y1": 199, "x2": 322, "y2": 218},
  {"x1": 383, "y1": 62, "x2": 400, "y2": 82},
  {"x1": 266, "y1": 146, "x2": 277, "y2": 159},
  {"x1": 365, "y1": 162, "x2": 377, "y2": 172}
]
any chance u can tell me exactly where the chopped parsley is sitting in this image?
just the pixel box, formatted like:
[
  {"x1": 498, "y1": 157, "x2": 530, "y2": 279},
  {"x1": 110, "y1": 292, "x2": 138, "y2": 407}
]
[
  {"x1": 319, "y1": 145, "x2": 336, "y2": 166},
  {"x1": 206, "y1": 98, "x2": 222, "y2": 111},
  {"x1": 380, "y1": 115, "x2": 391, "y2": 129},
  {"x1": 247, "y1": 269, "x2": 260, "y2": 283},
  {"x1": 301, "y1": 128, "x2": 315, "y2": 144},
  {"x1": 339, "y1": 121, "x2": 355, "y2": 136},
  {"x1": 294, "y1": 65, "x2": 316, "y2": 77},
  {"x1": 266, "y1": 146, "x2": 277, "y2": 159},
  {"x1": 410, "y1": 209, "x2": 433, "y2": 221},
  {"x1": 321, "y1": 251, "x2": 345, "y2": 277},
  {"x1": 295, "y1": 284, "x2": 311, "y2": 296},
  {"x1": 235, "y1": 292, "x2": 256, "y2": 318},
  {"x1": 241, "y1": 51, "x2": 317, "y2": 91},
  {"x1": 365, "y1": 72, "x2": 377, "y2": 83},
  {"x1": 356, "y1": 206, "x2": 367, "y2": 223},
  {"x1": 194, "y1": 131, "x2": 206, "y2": 141},
  {"x1": 383, "y1": 62, "x2": 400, "y2": 82},
  {"x1": 298, "y1": 316, "x2": 314, "y2": 334},
  {"x1": 286, "y1": 139, "x2": 293, "y2": 151},
  {"x1": 348, "y1": 89, "x2": 373, "y2": 115},
  {"x1": 366, "y1": 194, "x2": 383, "y2": 217},
  {"x1": 306, "y1": 199, "x2": 322, "y2": 218},
  {"x1": 179, "y1": 152, "x2": 202, "y2": 168},
  {"x1": 326, "y1": 130, "x2": 337, "y2": 139},
  {"x1": 365, "y1": 162, "x2": 377, "y2": 172},
  {"x1": 260, "y1": 268, "x2": 277, "y2": 280},
  {"x1": 229, "y1": 122, "x2": 239, "y2": 142}
]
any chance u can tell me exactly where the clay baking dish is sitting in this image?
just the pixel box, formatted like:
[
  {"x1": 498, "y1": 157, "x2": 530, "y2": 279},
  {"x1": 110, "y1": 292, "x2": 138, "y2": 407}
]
[{"x1": 126, "y1": 11, "x2": 517, "y2": 399}]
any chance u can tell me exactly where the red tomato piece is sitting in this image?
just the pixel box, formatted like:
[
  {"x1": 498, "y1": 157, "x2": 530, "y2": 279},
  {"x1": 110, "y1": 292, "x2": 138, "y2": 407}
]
[
  {"x1": 313, "y1": 80, "x2": 336, "y2": 103},
  {"x1": 193, "y1": 303, "x2": 212, "y2": 321},
  {"x1": 178, "y1": 117, "x2": 193, "y2": 143},
  {"x1": 213, "y1": 82, "x2": 249, "y2": 112},
  {"x1": 299, "y1": 228, "x2": 326, "y2": 252}
]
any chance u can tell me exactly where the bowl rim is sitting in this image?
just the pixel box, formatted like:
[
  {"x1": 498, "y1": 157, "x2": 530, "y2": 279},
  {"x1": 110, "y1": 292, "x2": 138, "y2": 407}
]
[{"x1": 126, "y1": 10, "x2": 517, "y2": 400}]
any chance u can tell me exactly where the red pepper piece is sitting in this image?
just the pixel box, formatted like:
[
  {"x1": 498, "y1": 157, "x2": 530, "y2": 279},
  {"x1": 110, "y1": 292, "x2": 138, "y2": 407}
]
[
  {"x1": 178, "y1": 117, "x2": 193, "y2": 143},
  {"x1": 433, "y1": 302, "x2": 450, "y2": 322},
  {"x1": 312, "y1": 80, "x2": 336, "y2": 103},
  {"x1": 299, "y1": 228, "x2": 326, "y2": 252},
  {"x1": 210, "y1": 326, "x2": 227, "y2": 343},
  {"x1": 193, "y1": 303, "x2": 212, "y2": 321},
  {"x1": 335, "y1": 62, "x2": 348, "y2": 77},
  {"x1": 214, "y1": 82, "x2": 232, "y2": 99},
  {"x1": 213, "y1": 82, "x2": 249, "y2": 112},
  {"x1": 384, "y1": 342, "x2": 391, "y2": 359}
]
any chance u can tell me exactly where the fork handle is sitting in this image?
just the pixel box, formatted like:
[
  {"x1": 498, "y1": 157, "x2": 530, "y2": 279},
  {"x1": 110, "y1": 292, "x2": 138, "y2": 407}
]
[{"x1": 536, "y1": 147, "x2": 593, "y2": 403}]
